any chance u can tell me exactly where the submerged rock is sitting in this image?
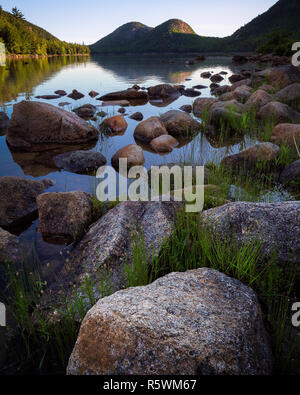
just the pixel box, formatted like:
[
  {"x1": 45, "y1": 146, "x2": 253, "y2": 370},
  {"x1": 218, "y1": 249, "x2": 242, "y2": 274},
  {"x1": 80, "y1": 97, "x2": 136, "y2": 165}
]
[
  {"x1": 67, "y1": 267, "x2": 272, "y2": 375},
  {"x1": 134, "y1": 117, "x2": 168, "y2": 143},
  {"x1": 7, "y1": 101, "x2": 98, "y2": 151},
  {"x1": 0, "y1": 227, "x2": 21, "y2": 264},
  {"x1": 202, "y1": 201, "x2": 300, "y2": 263},
  {"x1": 53, "y1": 150, "x2": 107, "y2": 175},
  {"x1": 0, "y1": 176, "x2": 54, "y2": 227},
  {"x1": 111, "y1": 144, "x2": 145, "y2": 169},
  {"x1": 37, "y1": 191, "x2": 92, "y2": 245},
  {"x1": 160, "y1": 110, "x2": 201, "y2": 137},
  {"x1": 35, "y1": 95, "x2": 61, "y2": 100}
]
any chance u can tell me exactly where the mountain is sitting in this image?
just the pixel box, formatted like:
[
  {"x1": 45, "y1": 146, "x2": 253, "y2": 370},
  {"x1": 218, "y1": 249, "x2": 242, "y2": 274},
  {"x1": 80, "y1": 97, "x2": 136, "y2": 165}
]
[
  {"x1": 90, "y1": 0, "x2": 300, "y2": 54},
  {"x1": 90, "y1": 19, "x2": 221, "y2": 53},
  {"x1": 223, "y1": 0, "x2": 300, "y2": 52},
  {"x1": 89, "y1": 22, "x2": 152, "y2": 53},
  {"x1": 0, "y1": 9, "x2": 90, "y2": 55}
]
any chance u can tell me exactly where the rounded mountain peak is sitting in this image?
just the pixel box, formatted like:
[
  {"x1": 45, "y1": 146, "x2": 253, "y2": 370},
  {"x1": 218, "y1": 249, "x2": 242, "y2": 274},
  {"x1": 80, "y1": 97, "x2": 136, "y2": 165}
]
[{"x1": 157, "y1": 19, "x2": 196, "y2": 35}]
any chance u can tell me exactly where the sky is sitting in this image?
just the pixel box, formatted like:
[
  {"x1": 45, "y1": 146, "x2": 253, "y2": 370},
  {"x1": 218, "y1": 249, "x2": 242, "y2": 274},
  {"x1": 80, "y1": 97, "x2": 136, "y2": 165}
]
[{"x1": 1, "y1": 0, "x2": 278, "y2": 45}]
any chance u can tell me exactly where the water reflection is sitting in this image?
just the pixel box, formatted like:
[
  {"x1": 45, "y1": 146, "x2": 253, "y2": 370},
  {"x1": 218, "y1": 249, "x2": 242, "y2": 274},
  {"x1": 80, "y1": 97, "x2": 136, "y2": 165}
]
[{"x1": 0, "y1": 56, "x2": 90, "y2": 104}]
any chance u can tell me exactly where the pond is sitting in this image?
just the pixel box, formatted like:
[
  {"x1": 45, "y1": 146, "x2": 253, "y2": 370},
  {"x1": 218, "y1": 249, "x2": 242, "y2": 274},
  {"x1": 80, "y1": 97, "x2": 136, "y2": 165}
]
[{"x1": 0, "y1": 54, "x2": 291, "y2": 263}]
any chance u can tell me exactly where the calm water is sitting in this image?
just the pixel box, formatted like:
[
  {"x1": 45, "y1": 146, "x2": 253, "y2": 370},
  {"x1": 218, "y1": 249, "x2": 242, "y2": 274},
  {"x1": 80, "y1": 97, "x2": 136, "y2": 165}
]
[{"x1": 0, "y1": 54, "x2": 274, "y2": 259}]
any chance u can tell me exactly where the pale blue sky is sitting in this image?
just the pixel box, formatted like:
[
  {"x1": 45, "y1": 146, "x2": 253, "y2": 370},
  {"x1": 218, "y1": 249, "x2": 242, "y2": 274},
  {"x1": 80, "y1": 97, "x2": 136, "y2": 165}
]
[{"x1": 1, "y1": 0, "x2": 278, "y2": 44}]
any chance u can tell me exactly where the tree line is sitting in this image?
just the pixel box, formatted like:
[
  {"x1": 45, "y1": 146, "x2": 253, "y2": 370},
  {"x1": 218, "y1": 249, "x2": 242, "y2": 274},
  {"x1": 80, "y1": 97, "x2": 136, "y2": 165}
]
[{"x1": 0, "y1": 7, "x2": 90, "y2": 55}]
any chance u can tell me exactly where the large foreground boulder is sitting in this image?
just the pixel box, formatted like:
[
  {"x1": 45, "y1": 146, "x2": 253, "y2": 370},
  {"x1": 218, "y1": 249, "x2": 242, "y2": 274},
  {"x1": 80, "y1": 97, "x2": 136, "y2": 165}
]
[
  {"x1": 0, "y1": 177, "x2": 54, "y2": 227},
  {"x1": 42, "y1": 201, "x2": 179, "y2": 312},
  {"x1": 67, "y1": 267, "x2": 273, "y2": 375},
  {"x1": 202, "y1": 202, "x2": 300, "y2": 263},
  {"x1": 160, "y1": 110, "x2": 201, "y2": 137},
  {"x1": 6, "y1": 101, "x2": 98, "y2": 151},
  {"x1": 37, "y1": 191, "x2": 92, "y2": 244},
  {"x1": 53, "y1": 150, "x2": 107, "y2": 175},
  {"x1": 0, "y1": 227, "x2": 21, "y2": 264}
]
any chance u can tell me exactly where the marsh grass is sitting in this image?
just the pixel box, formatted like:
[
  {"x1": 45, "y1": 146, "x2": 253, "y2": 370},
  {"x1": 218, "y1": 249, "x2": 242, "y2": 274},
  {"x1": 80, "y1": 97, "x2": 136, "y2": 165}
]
[{"x1": 126, "y1": 207, "x2": 298, "y2": 374}]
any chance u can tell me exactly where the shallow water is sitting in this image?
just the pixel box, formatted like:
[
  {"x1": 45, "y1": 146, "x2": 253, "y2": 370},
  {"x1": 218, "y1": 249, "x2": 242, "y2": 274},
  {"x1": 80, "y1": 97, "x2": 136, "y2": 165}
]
[{"x1": 0, "y1": 54, "x2": 290, "y2": 258}]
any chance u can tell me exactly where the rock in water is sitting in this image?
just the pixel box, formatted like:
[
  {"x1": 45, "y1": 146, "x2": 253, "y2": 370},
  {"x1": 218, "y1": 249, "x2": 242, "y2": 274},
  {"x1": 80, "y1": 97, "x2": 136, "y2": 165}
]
[
  {"x1": 0, "y1": 228, "x2": 21, "y2": 264},
  {"x1": 7, "y1": 101, "x2": 98, "y2": 151},
  {"x1": 67, "y1": 268, "x2": 272, "y2": 375},
  {"x1": 150, "y1": 135, "x2": 179, "y2": 153},
  {"x1": 160, "y1": 110, "x2": 201, "y2": 137},
  {"x1": 53, "y1": 150, "x2": 107, "y2": 175},
  {"x1": 100, "y1": 115, "x2": 128, "y2": 136},
  {"x1": 99, "y1": 89, "x2": 149, "y2": 101},
  {"x1": 202, "y1": 201, "x2": 300, "y2": 263},
  {"x1": 37, "y1": 191, "x2": 92, "y2": 244},
  {"x1": 0, "y1": 177, "x2": 54, "y2": 227},
  {"x1": 111, "y1": 144, "x2": 145, "y2": 169},
  {"x1": 0, "y1": 112, "x2": 9, "y2": 134},
  {"x1": 147, "y1": 84, "x2": 180, "y2": 99},
  {"x1": 134, "y1": 117, "x2": 168, "y2": 143},
  {"x1": 68, "y1": 90, "x2": 85, "y2": 100},
  {"x1": 130, "y1": 112, "x2": 143, "y2": 121}
]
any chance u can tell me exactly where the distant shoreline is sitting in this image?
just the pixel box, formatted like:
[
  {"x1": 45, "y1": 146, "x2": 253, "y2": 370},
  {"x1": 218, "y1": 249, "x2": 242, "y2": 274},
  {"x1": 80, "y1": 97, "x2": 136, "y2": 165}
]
[{"x1": 6, "y1": 54, "x2": 90, "y2": 59}]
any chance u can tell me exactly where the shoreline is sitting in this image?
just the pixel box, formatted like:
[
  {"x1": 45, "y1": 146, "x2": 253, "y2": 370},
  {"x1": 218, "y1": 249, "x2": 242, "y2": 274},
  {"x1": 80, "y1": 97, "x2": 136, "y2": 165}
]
[{"x1": 6, "y1": 53, "x2": 90, "y2": 59}]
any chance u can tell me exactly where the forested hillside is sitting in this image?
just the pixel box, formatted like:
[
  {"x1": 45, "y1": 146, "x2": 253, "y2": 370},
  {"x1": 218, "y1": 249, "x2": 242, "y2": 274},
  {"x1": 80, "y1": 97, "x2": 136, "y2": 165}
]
[{"x1": 0, "y1": 7, "x2": 90, "y2": 55}]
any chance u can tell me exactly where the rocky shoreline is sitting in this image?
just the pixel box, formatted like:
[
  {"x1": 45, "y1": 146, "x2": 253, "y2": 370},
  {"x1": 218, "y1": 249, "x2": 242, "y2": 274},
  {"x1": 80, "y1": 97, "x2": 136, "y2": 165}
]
[{"x1": 0, "y1": 54, "x2": 299, "y2": 375}]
